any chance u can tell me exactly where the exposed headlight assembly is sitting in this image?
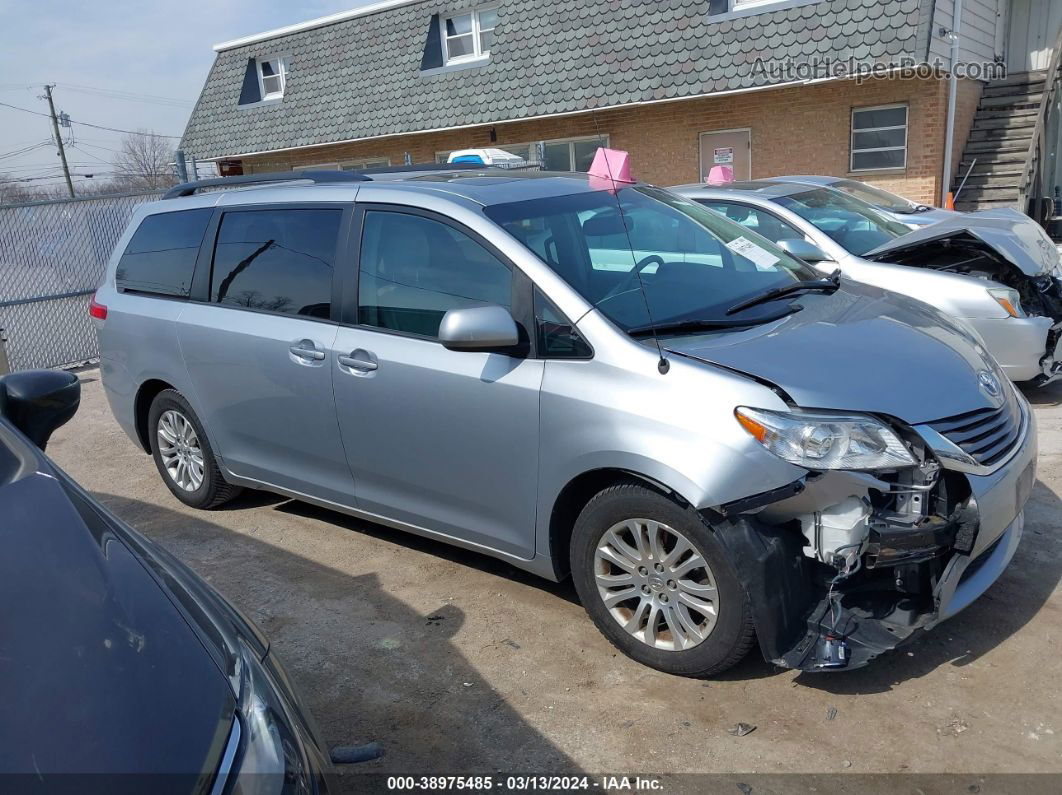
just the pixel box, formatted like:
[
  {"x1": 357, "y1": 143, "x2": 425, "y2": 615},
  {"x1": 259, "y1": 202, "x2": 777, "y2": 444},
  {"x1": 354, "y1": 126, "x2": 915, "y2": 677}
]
[
  {"x1": 987, "y1": 286, "x2": 1024, "y2": 318},
  {"x1": 231, "y1": 640, "x2": 313, "y2": 795},
  {"x1": 735, "y1": 407, "x2": 916, "y2": 470}
]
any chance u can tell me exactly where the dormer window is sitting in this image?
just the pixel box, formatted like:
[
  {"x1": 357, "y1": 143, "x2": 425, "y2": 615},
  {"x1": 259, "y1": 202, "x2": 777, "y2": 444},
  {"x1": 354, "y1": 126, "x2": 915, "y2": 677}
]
[
  {"x1": 443, "y1": 7, "x2": 497, "y2": 64},
  {"x1": 257, "y1": 56, "x2": 288, "y2": 100}
]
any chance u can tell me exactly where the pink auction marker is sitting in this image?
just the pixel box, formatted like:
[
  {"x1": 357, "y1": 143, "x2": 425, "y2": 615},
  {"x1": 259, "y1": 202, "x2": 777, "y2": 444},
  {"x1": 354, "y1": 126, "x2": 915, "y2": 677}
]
[
  {"x1": 588, "y1": 148, "x2": 635, "y2": 194},
  {"x1": 705, "y1": 165, "x2": 734, "y2": 185}
]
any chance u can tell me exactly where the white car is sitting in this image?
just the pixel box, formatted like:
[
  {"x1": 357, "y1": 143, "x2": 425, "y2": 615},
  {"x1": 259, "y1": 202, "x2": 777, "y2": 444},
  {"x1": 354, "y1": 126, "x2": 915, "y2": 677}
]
[{"x1": 674, "y1": 180, "x2": 1062, "y2": 384}]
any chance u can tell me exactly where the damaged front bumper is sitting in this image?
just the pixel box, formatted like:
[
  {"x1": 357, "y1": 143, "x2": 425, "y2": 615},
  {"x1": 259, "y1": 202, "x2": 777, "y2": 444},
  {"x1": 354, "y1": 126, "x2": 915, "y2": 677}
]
[
  {"x1": 711, "y1": 395, "x2": 1037, "y2": 672},
  {"x1": 968, "y1": 314, "x2": 1062, "y2": 384}
]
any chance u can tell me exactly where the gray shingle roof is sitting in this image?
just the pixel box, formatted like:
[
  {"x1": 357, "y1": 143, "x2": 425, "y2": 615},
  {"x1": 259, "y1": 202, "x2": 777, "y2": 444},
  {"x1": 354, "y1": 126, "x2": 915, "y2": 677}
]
[{"x1": 181, "y1": 0, "x2": 930, "y2": 159}]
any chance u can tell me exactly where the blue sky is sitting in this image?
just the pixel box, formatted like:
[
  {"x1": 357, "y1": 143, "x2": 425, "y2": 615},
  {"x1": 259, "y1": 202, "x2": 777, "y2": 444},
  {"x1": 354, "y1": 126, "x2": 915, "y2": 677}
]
[{"x1": 0, "y1": 0, "x2": 374, "y2": 189}]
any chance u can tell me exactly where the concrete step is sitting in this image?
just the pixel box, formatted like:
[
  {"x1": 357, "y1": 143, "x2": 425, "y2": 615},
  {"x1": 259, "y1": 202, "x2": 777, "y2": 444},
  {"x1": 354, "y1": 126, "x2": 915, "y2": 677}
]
[
  {"x1": 979, "y1": 93, "x2": 1044, "y2": 108},
  {"x1": 974, "y1": 108, "x2": 1040, "y2": 122},
  {"x1": 964, "y1": 139, "x2": 1030, "y2": 154},
  {"x1": 959, "y1": 151, "x2": 1028, "y2": 167},
  {"x1": 982, "y1": 80, "x2": 1045, "y2": 98},
  {"x1": 969, "y1": 115, "x2": 1037, "y2": 131},
  {"x1": 956, "y1": 164, "x2": 1024, "y2": 181},
  {"x1": 955, "y1": 174, "x2": 1019, "y2": 189},
  {"x1": 955, "y1": 199, "x2": 1021, "y2": 213},
  {"x1": 957, "y1": 186, "x2": 1022, "y2": 203},
  {"x1": 986, "y1": 70, "x2": 1047, "y2": 88}
]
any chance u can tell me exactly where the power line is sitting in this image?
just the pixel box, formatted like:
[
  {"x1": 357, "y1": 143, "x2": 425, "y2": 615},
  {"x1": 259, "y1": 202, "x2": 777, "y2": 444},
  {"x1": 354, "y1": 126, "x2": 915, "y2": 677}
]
[
  {"x1": 55, "y1": 82, "x2": 194, "y2": 108},
  {"x1": 0, "y1": 98, "x2": 182, "y2": 138}
]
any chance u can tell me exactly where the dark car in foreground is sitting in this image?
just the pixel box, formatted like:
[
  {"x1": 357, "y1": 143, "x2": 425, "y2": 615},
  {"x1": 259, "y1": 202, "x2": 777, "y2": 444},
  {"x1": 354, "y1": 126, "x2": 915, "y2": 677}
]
[{"x1": 0, "y1": 370, "x2": 333, "y2": 794}]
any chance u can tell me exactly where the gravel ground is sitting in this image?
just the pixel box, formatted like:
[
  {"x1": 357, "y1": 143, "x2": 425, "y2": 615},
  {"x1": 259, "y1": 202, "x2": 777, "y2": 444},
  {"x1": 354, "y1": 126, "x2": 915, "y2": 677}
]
[{"x1": 46, "y1": 370, "x2": 1062, "y2": 789}]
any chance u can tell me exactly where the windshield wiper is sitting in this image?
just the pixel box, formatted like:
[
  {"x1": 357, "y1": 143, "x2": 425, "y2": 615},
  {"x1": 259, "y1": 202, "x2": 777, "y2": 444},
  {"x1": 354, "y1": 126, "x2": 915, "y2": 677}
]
[
  {"x1": 724, "y1": 269, "x2": 841, "y2": 316},
  {"x1": 628, "y1": 305, "x2": 801, "y2": 337}
]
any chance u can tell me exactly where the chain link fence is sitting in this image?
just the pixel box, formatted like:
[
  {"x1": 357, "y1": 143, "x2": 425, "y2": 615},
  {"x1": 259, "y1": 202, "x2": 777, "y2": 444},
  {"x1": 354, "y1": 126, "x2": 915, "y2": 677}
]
[{"x1": 0, "y1": 191, "x2": 162, "y2": 372}]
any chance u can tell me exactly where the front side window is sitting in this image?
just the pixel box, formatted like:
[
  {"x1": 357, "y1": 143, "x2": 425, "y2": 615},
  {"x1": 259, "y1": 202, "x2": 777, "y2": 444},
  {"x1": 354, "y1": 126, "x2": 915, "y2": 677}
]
[
  {"x1": 443, "y1": 7, "x2": 497, "y2": 64},
  {"x1": 486, "y1": 187, "x2": 820, "y2": 333},
  {"x1": 116, "y1": 208, "x2": 213, "y2": 297},
  {"x1": 851, "y1": 104, "x2": 908, "y2": 171},
  {"x1": 358, "y1": 211, "x2": 511, "y2": 339},
  {"x1": 772, "y1": 188, "x2": 909, "y2": 256},
  {"x1": 258, "y1": 57, "x2": 288, "y2": 100},
  {"x1": 210, "y1": 208, "x2": 341, "y2": 318},
  {"x1": 696, "y1": 201, "x2": 804, "y2": 244}
]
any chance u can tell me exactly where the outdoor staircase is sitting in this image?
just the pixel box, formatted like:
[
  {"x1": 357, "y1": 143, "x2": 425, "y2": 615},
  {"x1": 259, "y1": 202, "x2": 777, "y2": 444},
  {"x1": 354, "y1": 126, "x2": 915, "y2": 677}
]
[{"x1": 953, "y1": 70, "x2": 1046, "y2": 213}]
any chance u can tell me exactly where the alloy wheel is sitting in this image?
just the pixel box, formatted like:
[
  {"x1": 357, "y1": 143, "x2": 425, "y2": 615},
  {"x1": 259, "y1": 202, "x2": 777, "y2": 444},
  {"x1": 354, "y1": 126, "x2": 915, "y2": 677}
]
[
  {"x1": 594, "y1": 518, "x2": 719, "y2": 651},
  {"x1": 157, "y1": 409, "x2": 205, "y2": 492}
]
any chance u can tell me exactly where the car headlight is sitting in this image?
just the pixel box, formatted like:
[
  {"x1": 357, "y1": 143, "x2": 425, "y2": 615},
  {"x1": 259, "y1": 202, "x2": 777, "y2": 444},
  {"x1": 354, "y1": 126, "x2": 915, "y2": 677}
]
[
  {"x1": 230, "y1": 640, "x2": 313, "y2": 795},
  {"x1": 987, "y1": 287, "x2": 1024, "y2": 318},
  {"x1": 735, "y1": 407, "x2": 916, "y2": 470}
]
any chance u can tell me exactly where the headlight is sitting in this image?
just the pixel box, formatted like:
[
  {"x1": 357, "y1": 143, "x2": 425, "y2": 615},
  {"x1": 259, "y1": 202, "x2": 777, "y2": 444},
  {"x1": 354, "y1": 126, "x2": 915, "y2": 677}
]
[
  {"x1": 735, "y1": 407, "x2": 916, "y2": 470},
  {"x1": 987, "y1": 287, "x2": 1024, "y2": 318},
  {"x1": 230, "y1": 640, "x2": 313, "y2": 795}
]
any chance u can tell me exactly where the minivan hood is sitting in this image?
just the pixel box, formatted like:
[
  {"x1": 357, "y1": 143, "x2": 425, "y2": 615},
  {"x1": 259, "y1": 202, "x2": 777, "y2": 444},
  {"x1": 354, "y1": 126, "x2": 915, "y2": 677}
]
[
  {"x1": 864, "y1": 209, "x2": 1060, "y2": 277},
  {"x1": 664, "y1": 283, "x2": 1003, "y2": 425}
]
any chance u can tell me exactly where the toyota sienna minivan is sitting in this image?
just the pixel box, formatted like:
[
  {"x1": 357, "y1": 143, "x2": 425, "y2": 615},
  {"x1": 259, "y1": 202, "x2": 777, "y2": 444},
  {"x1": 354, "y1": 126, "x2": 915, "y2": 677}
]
[{"x1": 94, "y1": 167, "x2": 1035, "y2": 676}]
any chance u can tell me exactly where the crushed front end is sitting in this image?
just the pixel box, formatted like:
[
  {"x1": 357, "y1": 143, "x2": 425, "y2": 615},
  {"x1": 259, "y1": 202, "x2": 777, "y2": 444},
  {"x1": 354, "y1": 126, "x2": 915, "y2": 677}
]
[{"x1": 711, "y1": 389, "x2": 1037, "y2": 672}]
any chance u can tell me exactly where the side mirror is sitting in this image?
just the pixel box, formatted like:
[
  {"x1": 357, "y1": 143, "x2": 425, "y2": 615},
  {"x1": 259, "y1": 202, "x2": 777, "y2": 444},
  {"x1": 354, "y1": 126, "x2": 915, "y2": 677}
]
[
  {"x1": 0, "y1": 370, "x2": 80, "y2": 451},
  {"x1": 777, "y1": 238, "x2": 831, "y2": 263},
  {"x1": 438, "y1": 305, "x2": 520, "y2": 352}
]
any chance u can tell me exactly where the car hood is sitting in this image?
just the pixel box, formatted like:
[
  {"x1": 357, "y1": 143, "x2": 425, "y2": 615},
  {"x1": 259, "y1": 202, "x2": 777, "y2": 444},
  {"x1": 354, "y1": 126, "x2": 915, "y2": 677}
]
[
  {"x1": 864, "y1": 209, "x2": 1060, "y2": 276},
  {"x1": 0, "y1": 462, "x2": 236, "y2": 775},
  {"x1": 663, "y1": 282, "x2": 1004, "y2": 425}
]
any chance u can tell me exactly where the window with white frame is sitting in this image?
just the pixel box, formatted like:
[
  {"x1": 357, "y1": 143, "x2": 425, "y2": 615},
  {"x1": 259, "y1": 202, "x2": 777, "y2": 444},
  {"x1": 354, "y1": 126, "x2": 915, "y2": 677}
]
[
  {"x1": 436, "y1": 136, "x2": 608, "y2": 171},
  {"x1": 850, "y1": 104, "x2": 908, "y2": 172},
  {"x1": 443, "y1": 7, "x2": 498, "y2": 64},
  {"x1": 257, "y1": 57, "x2": 288, "y2": 100}
]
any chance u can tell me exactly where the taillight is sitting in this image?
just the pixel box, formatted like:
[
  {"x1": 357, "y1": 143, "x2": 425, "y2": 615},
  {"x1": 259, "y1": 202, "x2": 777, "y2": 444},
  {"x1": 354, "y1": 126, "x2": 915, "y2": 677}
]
[{"x1": 89, "y1": 292, "x2": 107, "y2": 320}]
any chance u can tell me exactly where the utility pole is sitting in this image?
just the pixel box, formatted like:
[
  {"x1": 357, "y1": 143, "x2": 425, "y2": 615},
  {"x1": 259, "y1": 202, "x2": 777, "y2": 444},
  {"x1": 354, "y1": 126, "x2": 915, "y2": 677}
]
[{"x1": 43, "y1": 84, "x2": 75, "y2": 198}]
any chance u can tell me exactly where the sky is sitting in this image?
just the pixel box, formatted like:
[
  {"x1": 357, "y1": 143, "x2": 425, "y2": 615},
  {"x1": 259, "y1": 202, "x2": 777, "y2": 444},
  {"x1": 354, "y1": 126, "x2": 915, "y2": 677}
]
[{"x1": 0, "y1": 0, "x2": 375, "y2": 190}]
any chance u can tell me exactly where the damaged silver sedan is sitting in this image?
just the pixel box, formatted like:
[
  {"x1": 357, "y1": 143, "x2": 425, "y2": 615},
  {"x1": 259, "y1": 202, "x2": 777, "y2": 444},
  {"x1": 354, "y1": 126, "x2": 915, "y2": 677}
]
[{"x1": 676, "y1": 181, "x2": 1062, "y2": 385}]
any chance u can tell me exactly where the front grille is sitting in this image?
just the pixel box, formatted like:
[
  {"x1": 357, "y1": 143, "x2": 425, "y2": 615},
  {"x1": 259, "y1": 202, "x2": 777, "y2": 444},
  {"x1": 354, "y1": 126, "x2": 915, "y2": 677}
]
[{"x1": 928, "y1": 392, "x2": 1023, "y2": 468}]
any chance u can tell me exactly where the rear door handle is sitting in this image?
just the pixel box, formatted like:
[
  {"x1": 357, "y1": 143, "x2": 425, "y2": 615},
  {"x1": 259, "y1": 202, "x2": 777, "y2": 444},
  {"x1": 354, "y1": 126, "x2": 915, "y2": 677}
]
[
  {"x1": 290, "y1": 340, "x2": 326, "y2": 361},
  {"x1": 338, "y1": 351, "x2": 378, "y2": 371}
]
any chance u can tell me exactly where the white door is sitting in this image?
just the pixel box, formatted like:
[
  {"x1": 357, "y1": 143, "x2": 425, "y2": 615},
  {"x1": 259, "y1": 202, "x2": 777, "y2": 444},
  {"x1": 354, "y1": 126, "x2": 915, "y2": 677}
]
[{"x1": 1007, "y1": 0, "x2": 1062, "y2": 72}]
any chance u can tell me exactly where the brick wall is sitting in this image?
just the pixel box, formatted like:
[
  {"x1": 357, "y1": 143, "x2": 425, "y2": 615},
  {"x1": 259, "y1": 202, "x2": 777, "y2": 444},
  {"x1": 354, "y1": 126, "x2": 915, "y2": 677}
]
[{"x1": 240, "y1": 75, "x2": 982, "y2": 207}]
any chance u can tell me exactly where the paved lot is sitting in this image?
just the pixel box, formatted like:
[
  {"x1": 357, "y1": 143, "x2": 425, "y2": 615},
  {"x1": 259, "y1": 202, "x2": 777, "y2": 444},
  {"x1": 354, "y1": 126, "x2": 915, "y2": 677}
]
[{"x1": 49, "y1": 370, "x2": 1062, "y2": 785}]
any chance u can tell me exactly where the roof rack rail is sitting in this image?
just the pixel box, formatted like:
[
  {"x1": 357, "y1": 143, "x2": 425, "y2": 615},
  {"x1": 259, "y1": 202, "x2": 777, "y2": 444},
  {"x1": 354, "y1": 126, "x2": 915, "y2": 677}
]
[{"x1": 162, "y1": 170, "x2": 370, "y2": 199}]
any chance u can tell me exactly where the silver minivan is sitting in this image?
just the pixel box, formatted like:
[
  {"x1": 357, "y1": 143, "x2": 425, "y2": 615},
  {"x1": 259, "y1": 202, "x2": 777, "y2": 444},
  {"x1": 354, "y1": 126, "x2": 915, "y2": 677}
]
[{"x1": 95, "y1": 168, "x2": 1035, "y2": 676}]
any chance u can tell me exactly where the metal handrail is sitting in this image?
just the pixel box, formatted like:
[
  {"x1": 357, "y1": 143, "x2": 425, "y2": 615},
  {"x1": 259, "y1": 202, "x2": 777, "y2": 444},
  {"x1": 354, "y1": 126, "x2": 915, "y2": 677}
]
[{"x1": 1017, "y1": 24, "x2": 1062, "y2": 213}]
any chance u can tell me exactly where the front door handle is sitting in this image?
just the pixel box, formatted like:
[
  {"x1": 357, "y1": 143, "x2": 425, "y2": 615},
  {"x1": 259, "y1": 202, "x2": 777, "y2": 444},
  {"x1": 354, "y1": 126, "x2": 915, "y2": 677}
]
[
  {"x1": 338, "y1": 351, "x2": 378, "y2": 371},
  {"x1": 290, "y1": 340, "x2": 325, "y2": 361}
]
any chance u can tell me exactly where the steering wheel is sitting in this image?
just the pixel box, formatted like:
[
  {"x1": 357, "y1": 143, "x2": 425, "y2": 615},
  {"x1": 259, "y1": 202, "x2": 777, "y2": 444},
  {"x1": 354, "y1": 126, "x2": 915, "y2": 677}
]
[{"x1": 599, "y1": 254, "x2": 665, "y2": 303}]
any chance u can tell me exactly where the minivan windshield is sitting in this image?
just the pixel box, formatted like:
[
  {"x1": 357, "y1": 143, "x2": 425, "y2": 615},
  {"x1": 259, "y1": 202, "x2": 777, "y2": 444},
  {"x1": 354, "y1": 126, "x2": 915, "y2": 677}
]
[
  {"x1": 485, "y1": 185, "x2": 823, "y2": 333},
  {"x1": 771, "y1": 187, "x2": 911, "y2": 256}
]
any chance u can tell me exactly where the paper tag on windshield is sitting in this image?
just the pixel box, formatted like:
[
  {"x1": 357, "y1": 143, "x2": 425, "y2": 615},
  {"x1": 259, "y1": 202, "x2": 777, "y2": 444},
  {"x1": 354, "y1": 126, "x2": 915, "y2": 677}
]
[{"x1": 725, "y1": 237, "x2": 779, "y2": 271}]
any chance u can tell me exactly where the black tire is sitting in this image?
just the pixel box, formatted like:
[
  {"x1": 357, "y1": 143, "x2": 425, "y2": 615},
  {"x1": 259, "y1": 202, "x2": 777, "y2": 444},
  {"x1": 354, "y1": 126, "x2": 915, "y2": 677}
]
[
  {"x1": 147, "y1": 389, "x2": 241, "y2": 509},
  {"x1": 570, "y1": 482, "x2": 756, "y2": 677}
]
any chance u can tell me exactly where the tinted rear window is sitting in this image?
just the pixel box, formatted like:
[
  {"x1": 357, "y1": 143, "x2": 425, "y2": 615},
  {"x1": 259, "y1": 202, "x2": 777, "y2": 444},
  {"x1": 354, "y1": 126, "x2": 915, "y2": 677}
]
[
  {"x1": 116, "y1": 208, "x2": 212, "y2": 297},
  {"x1": 210, "y1": 208, "x2": 341, "y2": 319}
]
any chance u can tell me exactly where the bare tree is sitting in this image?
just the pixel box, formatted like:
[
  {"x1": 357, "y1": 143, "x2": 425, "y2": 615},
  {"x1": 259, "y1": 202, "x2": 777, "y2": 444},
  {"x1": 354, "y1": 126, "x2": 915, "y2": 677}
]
[{"x1": 111, "y1": 130, "x2": 178, "y2": 190}]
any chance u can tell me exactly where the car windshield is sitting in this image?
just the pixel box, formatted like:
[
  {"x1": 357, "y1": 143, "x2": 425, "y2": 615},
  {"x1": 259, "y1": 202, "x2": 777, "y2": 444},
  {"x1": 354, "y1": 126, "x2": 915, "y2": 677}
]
[
  {"x1": 772, "y1": 187, "x2": 911, "y2": 256},
  {"x1": 829, "y1": 179, "x2": 922, "y2": 214},
  {"x1": 484, "y1": 185, "x2": 823, "y2": 333}
]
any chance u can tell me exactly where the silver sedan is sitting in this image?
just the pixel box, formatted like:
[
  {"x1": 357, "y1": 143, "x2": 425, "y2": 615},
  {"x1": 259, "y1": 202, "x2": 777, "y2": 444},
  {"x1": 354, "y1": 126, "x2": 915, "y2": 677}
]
[{"x1": 673, "y1": 180, "x2": 1062, "y2": 384}]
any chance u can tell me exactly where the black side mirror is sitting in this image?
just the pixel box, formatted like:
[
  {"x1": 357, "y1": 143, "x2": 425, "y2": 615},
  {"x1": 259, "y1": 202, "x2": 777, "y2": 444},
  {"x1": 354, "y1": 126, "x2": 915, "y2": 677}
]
[{"x1": 0, "y1": 370, "x2": 80, "y2": 451}]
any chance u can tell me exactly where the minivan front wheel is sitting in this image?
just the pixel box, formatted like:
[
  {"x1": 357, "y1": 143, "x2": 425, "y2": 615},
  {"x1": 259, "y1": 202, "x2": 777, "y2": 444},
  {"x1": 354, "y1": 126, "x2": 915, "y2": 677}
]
[
  {"x1": 148, "y1": 389, "x2": 240, "y2": 509},
  {"x1": 571, "y1": 483, "x2": 756, "y2": 677}
]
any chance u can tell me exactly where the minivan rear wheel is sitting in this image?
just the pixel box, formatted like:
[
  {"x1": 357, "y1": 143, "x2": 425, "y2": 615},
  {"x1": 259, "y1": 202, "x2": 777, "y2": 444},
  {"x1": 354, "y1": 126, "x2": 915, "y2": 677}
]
[
  {"x1": 148, "y1": 389, "x2": 241, "y2": 509},
  {"x1": 570, "y1": 483, "x2": 756, "y2": 677}
]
